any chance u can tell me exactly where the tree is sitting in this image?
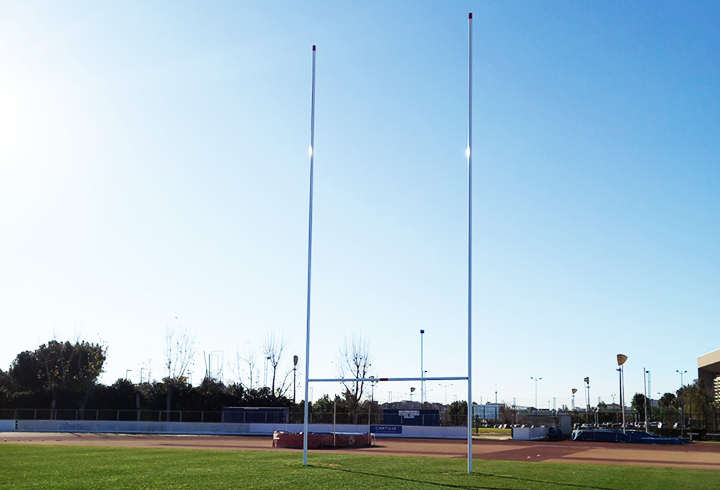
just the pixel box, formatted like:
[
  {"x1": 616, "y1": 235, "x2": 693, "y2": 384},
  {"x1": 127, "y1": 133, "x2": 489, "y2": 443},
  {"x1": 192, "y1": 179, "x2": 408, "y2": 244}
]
[
  {"x1": 164, "y1": 324, "x2": 197, "y2": 380},
  {"x1": 163, "y1": 324, "x2": 197, "y2": 416},
  {"x1": 6, "y1": 350, "x2": 44, "y2": 394},
  {"x1": 631, "y1": 393, "x2": 646, "y2": 413},
  {"x1": 446, "y1": 400, "x2": 467, "y2": 426},
  {"x1": 263, "y1": 333, "x2": 289, "y2": 397},
  {"x1": 337, "y1": 332, "x2": 372, "y2": 423},
  {"x1": 34, "y1": 340, "x2": 106, "y2": 416},
  {"x1": 659, "y1": 392, "x2": 677, "y2": 428},
  {"x1": 229, "y1": 344, "x2": 257, "y2": 390}
]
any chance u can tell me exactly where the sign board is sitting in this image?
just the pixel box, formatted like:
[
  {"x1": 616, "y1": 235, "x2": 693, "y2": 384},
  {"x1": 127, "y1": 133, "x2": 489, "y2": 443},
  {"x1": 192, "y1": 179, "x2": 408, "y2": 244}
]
[
  {"x1": 370, "y1": 425, "x2": 402, "y2": 434},
  {"x1": 472, "y1": 404, "x2": 501, "y2": 420}
]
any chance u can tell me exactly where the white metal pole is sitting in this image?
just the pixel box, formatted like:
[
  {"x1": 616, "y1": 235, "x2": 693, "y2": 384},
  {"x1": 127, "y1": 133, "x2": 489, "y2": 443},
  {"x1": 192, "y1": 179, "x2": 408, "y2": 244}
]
[
  {"x1": 643, "y1": 367, "x2": 648, "y2": 430},
  {"x1": 420, "y1": 329, "x2": 424, "y2": 404},
  {"x1": 466, "y1": 11, "x2": 473, "y2": 474},
  {"x1": 621, "y1": 366, "x2": 626, "y2": 433},
  {"x1": 647, "y1": 370, "x2": 652, "y2": 421},
  {"x1": 302, "y1": 45, "x2": 316, "y2": 467}
]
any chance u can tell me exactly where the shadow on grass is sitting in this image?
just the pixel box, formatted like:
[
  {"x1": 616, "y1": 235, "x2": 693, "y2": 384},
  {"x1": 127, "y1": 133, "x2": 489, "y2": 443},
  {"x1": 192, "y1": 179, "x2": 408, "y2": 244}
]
[{"x1": 311, "y1": 464, "x2": 617, "y2": 490}]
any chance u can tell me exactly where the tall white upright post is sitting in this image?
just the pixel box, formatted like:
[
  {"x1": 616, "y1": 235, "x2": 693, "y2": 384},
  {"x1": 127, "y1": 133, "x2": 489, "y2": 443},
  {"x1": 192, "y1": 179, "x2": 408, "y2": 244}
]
[
  {"x1": 466, "y1": 11, "x2": 474, "y2": 474},
  {"x1": 643, "y1": 367, "x2": 648, "y2": 430},
  {"x1": 420, "y1": 329, "x2": 425, "y2": 404},
  {"x1": 302, "y1": 45, "x2": 317, "y2": 467}
]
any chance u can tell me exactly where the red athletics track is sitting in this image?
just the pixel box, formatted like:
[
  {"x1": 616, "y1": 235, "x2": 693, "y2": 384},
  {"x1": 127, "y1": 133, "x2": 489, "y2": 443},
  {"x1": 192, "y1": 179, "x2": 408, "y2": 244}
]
[{"x1": 2, "y1": 433, "x2": 720, "y2": 470}]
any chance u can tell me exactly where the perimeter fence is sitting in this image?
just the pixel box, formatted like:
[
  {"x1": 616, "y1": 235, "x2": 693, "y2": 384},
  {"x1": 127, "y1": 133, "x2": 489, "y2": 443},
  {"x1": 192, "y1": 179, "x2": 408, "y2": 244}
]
[{"x1": 0, "y1": 408, "x2": 462, "y2": 426}]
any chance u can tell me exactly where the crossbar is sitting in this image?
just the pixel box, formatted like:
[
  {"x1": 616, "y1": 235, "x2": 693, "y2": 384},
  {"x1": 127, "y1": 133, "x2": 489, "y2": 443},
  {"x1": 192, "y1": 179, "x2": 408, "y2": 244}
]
[{"x1": 309, "y1": 377, "x2": 468, "y2": 383}]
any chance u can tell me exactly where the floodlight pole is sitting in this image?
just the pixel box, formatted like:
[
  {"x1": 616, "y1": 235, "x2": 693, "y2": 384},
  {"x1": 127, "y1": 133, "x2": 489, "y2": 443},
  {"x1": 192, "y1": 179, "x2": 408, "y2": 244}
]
[
  {"x1": 302, "y1": 45, "x2": 316, "y2": 467},
  {"x1": 466, "y1": 11, "x2": 473, "y2": 474},
  {"x1": 676, "y1": 369, "x2": 687, "y2": 437},
  {"x1": 646, "y1": 370, "x2": 652, "y2": 421},
  {"x1": 617, "y1": 354, "x2": 627, "y2": 434}
]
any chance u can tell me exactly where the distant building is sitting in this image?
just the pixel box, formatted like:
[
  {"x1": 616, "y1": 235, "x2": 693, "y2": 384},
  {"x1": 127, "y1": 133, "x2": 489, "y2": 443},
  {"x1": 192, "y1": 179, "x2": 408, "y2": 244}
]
[{"x1": 698, "y1": 349, "x2": 720, "y2": 404}]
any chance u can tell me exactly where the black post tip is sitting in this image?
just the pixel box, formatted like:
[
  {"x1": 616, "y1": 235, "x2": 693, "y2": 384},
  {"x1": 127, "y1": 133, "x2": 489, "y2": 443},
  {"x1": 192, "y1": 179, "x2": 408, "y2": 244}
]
[{"x1": 469, "y1": 13, "x2": 473, "y2": 19}]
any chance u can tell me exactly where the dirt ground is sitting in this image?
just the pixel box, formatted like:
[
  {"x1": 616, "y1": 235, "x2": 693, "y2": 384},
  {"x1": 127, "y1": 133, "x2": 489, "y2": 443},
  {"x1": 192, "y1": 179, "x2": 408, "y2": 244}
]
[{"x1": 2, "y1": 432, "x2": 720, "y2": 470}]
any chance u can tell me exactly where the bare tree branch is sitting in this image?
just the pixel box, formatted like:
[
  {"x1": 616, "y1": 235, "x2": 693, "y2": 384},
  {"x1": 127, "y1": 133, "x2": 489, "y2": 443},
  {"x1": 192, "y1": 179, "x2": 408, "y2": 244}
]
[
  {"x1": 164, "y1": 322, "x2": 197, "y2": 380},
  {"x1": 337, "y1": 332, "x2": 372, "y2": 422},
  {"x1": 263, "y1": 333, "x2": 288, "y2": 396}
]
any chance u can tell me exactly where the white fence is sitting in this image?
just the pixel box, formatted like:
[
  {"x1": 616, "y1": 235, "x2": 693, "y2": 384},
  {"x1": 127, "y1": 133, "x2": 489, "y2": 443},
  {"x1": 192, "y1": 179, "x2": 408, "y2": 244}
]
[{"x1": 4, "y1": 419, "x2": 465, "y2": 439}]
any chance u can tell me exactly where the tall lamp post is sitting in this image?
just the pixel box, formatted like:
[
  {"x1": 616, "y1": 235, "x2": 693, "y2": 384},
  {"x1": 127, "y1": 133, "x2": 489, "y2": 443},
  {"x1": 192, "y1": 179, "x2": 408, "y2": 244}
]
[
  {"x1": 125, "y1": 369, "x2": 132, "y2": 381},
  {"x1": 531, "y1": 377, "x2": 541, "y2": 425},
  {"x1": 293, "y1": 355, "x2": 298, "y2": 405},
  {"x1": 420, "y1": 329, "x2": 425, "y2": 404},
  {"x1": 584, "y1": 377, "x2": 590, "y2": 427},
  {"x1": 617, "y1": 354, "x2": 628, "y2": 433},
  {"x1": 572, "y1": 388, "x2": 577, "y2": 410},
  {"x1": 643, "y1": 367, "x2": 648, "y2": 430},
  {"x1": 440, "y1": 383, "x2": 453, "y2": 405},
  {"x1": 646, "y1": 370, "x2": 652, "y2": 420},
  {"x1": 676, "y1": 369, "x2": 687, "y2": 436}
]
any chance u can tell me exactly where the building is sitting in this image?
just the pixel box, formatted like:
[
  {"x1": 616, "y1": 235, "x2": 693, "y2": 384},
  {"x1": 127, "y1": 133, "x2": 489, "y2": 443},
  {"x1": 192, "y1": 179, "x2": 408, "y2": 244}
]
[{"x1": 698, "y1": 349, "x2": 720, "y2": 404}]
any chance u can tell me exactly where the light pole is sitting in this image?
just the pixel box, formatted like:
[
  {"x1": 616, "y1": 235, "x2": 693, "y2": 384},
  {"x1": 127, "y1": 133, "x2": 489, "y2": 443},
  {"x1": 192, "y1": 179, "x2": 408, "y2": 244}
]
[
  {"x1": 440, "y1": 383, "x2": 453, "y2": 405},
  {"x1": 676, "y1": 369, "x2": 687, "y2": 436},
  {"x1": 584, "y1": 377, "x2": 590, "y2": 427},
  {"x1": 646, "y1": 370, "x2": 652, "y2": 421},
  {"x1": 617, "y1": 354, "x2": 628, "y2": 433},
  {"x1": 420, "y1": 329, "x2": 425, "y2": 404},
  {"x1": 264, "y1": 356, "x2": 271, "y2": 388},
  {"x1": 125, "y1": 369, "x2": 132, "y2": 381},
  {"x1": 643, "y1": 367, "x2": 648, "y2": 430},
  {"x1": 531, "y1": 377, "x2": 541, "y2": 425},
  {"x1": 572, "y1": 388, "x2": 577, "y2": 410},
  {"x1": 293, "y1": 355, "x2": 298, "y2": 405}
]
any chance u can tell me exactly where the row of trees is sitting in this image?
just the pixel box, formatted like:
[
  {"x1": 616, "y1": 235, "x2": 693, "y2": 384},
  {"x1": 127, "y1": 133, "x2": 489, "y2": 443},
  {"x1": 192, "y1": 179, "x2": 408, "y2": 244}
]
[
  {"x1": 0, "y1": 331, "x2": 376, "y2": 425},
  {"x1": 0, "y1": 340, "x2": 106, "y2": 413},
  {"x1": 0, "y1": 340, "x2": 297, "y2": 415}
]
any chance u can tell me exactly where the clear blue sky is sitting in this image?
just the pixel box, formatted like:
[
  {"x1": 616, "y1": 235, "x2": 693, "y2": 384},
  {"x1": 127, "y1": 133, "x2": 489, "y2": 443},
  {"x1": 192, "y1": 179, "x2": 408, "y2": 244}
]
[{"x1": 1, "y1": 1, "x2": 718, "y2": 409}]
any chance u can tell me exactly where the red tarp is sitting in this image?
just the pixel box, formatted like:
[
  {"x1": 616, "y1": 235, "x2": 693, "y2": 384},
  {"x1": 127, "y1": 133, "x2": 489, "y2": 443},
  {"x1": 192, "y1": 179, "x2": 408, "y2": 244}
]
[{"x1": 272, "y1": 431, "x2": 374, "y2": 449}]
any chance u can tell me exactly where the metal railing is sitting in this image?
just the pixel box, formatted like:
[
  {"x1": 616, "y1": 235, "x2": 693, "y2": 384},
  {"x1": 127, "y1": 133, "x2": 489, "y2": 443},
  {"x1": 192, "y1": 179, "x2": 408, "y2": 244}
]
[{"x1": 1, "y1": 409, "x2": 462, "y2": 426}]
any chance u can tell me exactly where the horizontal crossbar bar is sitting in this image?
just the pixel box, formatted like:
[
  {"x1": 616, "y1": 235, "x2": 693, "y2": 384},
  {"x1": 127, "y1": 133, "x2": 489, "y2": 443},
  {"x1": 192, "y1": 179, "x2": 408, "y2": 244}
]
[{"x1": 308, "y1": 376, "x2": 468, "y2": 383}]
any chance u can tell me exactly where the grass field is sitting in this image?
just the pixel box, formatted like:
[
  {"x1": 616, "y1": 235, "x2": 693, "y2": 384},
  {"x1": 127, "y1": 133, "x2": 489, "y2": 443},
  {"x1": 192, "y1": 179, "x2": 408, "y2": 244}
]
[
  {"x1": 1, "y1": 445, "x2": 719, "y2": 490},
  {"x1": 475, "y1": 427, "x2": 512, "y2": 435}
]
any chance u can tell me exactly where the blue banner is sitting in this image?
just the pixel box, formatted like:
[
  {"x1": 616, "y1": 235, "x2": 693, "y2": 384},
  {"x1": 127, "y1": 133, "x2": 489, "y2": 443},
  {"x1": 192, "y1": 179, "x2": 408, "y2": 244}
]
[{"x1": 371, "y1": 425, "x2": 403, "y2": 434}]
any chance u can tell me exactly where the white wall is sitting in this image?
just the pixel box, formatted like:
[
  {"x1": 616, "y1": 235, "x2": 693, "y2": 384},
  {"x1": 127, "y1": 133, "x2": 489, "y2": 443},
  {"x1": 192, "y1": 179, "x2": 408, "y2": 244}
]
[
  {"x1": 511, "y1": 426, "x2": 548, "y2": 440},
  {"x1": 10, "y1": 420, "x2": 465, "y2": 439}
]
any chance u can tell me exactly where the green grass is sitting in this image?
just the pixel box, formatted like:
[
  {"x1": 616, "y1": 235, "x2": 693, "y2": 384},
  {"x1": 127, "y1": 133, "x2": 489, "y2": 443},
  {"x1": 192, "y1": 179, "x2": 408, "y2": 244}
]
[
  {"x1": 1, "y1": 445, "x2": 718, "y2": 490},
  {"x1": 475, "y1": 428, "x2": 511, "y2": 434}
]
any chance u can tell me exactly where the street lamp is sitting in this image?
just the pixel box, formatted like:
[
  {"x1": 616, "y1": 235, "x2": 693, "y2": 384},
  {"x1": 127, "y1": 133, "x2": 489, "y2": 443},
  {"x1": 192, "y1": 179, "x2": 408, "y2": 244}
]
[
  {"x1": 676, "y1": 369, "x2": 687, "y2": 436},
  {"x1": 264, "y1": 356, "x2": 271, "y2": 388},
  {"x1": 420, "y1": 329, "x2": 425, "y2": 404},
  {"x1": 646, "y1": 370, "x2": 652, "y2": 421},
  {"x1": 584, "y1": 376, "x2": 591, "y2": 427},
  {"x1": 643, "y1": 367, "x2": 648, "y2": 430},
  {"x1": 571, "y1": 388, "x2": 577, "y2": 410},
  {"x1": 617, "y1": 354, "x2": 628, "y2": 433},
  {"x1": 531, "y1": 377, "x2": 541, "y2": 424},
  {"x1": 125, "y1": 369, "x2": 132, "y2": 381},
  {"x1": 440, "y1": 383, "x2": 453, "y2": 405},
  {"x1": 293, "y1": 355, "x2": 299, "y2": 405}
]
